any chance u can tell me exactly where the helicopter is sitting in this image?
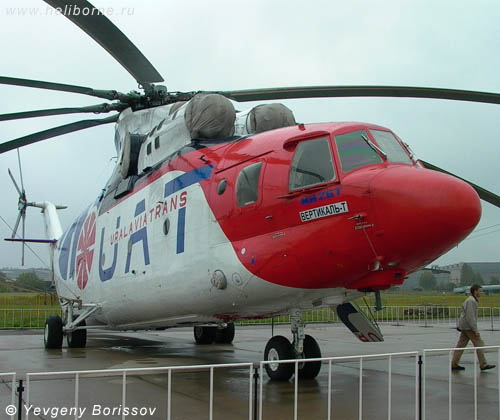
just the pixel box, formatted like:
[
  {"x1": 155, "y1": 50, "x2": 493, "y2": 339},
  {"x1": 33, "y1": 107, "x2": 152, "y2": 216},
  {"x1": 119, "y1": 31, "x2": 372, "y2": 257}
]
[{"x1": 2, "y1": 0, "x2": 500, "y2": 381}]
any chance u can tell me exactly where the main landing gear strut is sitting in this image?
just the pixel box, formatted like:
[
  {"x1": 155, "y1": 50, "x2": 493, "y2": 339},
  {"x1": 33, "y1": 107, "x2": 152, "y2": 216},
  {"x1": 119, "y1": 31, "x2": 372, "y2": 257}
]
[{"x1": 264, "y1": 310, "x2": 321, "y2": 381}]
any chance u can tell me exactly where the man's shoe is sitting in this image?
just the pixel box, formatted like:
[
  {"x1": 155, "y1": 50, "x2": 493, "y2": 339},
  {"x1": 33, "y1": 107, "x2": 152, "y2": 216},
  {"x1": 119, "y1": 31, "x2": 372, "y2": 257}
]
[
  {"x1": 481, "y1": 364, "x2": 496, "y2": 371},
  {"x1": 451, "y1": 365, "x2": 465, "y2": 371}
]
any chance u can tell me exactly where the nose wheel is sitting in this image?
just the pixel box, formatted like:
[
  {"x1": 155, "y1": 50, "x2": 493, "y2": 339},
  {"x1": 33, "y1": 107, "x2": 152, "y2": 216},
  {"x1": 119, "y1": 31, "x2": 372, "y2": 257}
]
[
  {"x1": 264, "y1": 335, "x2": 295, "y2": 380},
  {"x1": 263, "y1": 311, "x2": 322, "y2": 380},
  {"x1": 298, "y1": 334, "x2": 322, "y2": 379}
]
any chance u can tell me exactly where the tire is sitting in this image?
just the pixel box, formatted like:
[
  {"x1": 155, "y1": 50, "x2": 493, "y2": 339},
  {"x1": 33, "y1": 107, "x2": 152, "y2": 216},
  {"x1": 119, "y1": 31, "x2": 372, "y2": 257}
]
[
  {"x1": 194, "y1": 326, "x2": 217, "y2": 344},
  {"x1": 298, "y1": 334, "x2": 322, "y2": 379},
  {"x1": 264, "y1": 335, "x2": 295, "y2": 381},
  {"x1": 44, "y1": 315, "x2": 63, "y2": 349},
  {"x1": 67, "y1": 320, "x2": 87, "y2": 348},
  {"x1": 215, "y1": 323, "x2": 235, "y2": 344}
]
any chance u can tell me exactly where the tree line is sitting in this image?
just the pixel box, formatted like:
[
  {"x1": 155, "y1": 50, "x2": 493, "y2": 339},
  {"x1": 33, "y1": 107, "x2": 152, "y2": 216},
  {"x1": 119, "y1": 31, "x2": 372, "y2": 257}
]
[
  {"x1": 418, "y1": 264, "x2": 500, "y2": 291},
  {"x1": 0, "y1": 271, "x2": 53, "y2": 292}
]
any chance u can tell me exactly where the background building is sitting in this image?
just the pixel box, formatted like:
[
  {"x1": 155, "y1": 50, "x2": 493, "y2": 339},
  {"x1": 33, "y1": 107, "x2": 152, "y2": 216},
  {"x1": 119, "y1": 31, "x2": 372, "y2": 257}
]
[{"x1": 439, "y1": 262, "x2": 500, "y2": 285}]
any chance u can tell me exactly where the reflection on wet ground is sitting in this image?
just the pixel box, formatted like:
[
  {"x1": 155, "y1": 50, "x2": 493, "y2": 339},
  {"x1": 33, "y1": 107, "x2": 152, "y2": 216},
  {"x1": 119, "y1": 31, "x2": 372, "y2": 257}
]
[{"x1": 1, "y1": 324, "x2": 499, "y2": 419}]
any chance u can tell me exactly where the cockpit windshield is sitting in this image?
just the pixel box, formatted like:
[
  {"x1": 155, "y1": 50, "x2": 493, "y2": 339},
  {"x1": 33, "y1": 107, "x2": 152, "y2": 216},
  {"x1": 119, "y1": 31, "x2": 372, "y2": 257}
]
[
  {"x1": 370, "y1": 129, "x2": 413, "y2": 164},
  {"x1": 335, "y1": 130, "x2": 382, "y2": 172}
]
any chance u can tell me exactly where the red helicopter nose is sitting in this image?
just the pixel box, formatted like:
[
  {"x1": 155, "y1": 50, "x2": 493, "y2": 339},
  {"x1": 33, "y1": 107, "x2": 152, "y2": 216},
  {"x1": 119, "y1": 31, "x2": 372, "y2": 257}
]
[{"x1": 369, "y1": 166, "x2": 481, "y2": 271}]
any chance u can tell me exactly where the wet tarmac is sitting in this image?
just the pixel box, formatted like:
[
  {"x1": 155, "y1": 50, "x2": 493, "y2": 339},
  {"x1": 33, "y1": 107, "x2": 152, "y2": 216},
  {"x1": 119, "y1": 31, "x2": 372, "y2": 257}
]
[{"x1": 1, "y1": 322, "x2": 499, "y2": 419}]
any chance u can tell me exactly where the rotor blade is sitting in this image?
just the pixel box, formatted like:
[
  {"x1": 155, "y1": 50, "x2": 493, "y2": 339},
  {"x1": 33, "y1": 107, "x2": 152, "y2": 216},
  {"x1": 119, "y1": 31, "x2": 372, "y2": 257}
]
[
  {"x1": 8, "y1": 169, "x2": 22, "y2": 196},
  {"x1": 215, "y1": 86, "x2": 500, "y2": 105},
  {"x1": 0, "y1": 114, "x2": 118, "y2": 154},
  {"x1": 0, "y1": 103, "x2": 127, "y2": 122},
  {"x1": 11, "y1": 212, "x2": 22, "y2": 239},
  {"x1": 420, "y1": 160, "x2": 500, "y2": 208},
  {"x1": 17, "y1": 149, "x2": 25, "y2": 194},
  {"x1": 21, "y1": 211, "x2": 26, "y2": 266},
  {"x1": 0, "y1": 76, "x2": 122, "y2": 101},
  {"x1": 43, "y1": 0, "x2": 164, "y2": 84}
]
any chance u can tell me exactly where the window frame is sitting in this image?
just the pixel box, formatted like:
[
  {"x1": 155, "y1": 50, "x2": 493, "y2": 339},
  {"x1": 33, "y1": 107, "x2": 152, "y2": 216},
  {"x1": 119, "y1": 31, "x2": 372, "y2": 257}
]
[
  {"x1": 235, "y1": 161, "x2": 264, "y2": 208},
  {"x1": 287, "y1": 136, "x2": 338, "y2": 192},
  {"x1": 368, "y1": 129, "x2": 413, "y2": 165}
]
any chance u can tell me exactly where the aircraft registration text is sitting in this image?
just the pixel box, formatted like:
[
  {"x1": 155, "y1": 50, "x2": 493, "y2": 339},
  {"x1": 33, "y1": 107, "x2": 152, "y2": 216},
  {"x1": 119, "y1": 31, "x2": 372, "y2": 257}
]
[{"x1": 299, "y1": 201, "x2": 349, "y2": 222}]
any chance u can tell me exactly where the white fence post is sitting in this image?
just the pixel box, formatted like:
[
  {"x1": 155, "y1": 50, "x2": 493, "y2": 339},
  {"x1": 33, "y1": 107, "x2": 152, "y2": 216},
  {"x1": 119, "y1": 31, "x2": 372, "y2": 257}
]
[
  {"x1": 388, "y1": 355, "x2": 392, "y2": 420},
  {"x1": 294, "y1": 362, "x2": 299, "y2": 420},
  {"x1": 122, "y1": 371, "x2": 127, "y2": 420},
  {"x1": 327, "y1": 360, "x2": 332, "y2": 420},
  {"x1": 358, "y1": 358, "x2": 363, "y2": 420},
  {"x1": 498, "y1": 349, "x2": 500, "y2": 420},
  {"x1": 167, "y1": 369, "x2": 172, "y2": 420},
  {"x1": 209, "y1": 367, "x2": 214, "y2": 420},
  {"x1": 0, "y1": 373, "x2": 16, "y2": 420},
  {"x1": 75, "y1": 373, "x2": 79, "y2": 420},
  {"x1": 474, "y1": 350, "x2": 478, "y2": 420},
  {"x1": 448, "y1": 351, "x2": 452, "y2": 420},
  {"x1": 422, "y1": 352, "x2": 426, "y2": 420}
]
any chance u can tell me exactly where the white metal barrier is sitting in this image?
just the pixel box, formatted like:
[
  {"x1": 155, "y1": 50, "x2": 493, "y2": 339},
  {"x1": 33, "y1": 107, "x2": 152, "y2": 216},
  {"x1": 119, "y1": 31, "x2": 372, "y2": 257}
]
[
  {"x1": 237, "y1": 306, "x2": 500, "y2": 329},
  {"x1": 258, "y1": 351, "x2": 419, "y2": 420},
  {"x1": 423, "y1": 346, "x2": 500, "y2": 420},
  {"x1": 0, "y1": 372, "x2": 16, "y2": 420},
  {"x1": 25, "y1": 363, "x2": 253, "y2": 420},
  {"x1": 11, "y1": 346, "x2": 500, "y2": 420},
  {"x1": 2, "y1": 306, "x2": 500, "y2": 330}
]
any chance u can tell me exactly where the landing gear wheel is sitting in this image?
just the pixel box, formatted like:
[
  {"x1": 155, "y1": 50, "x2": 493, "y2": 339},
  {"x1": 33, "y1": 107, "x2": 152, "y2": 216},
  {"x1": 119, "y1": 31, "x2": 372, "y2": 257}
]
[
  {"x1": 44, "y1": 315, "x2": 63, "y2": 349},
  {"x1": 215, "y1": 323, "x2": 235, "y2": 344},
  {"x1": 194, "y1": 326, "x2": 217, "y2": 344},
  {"x1": 264, "y1": 335, "x2": 295, "y2": 381},
  {"x1": 298, "y1": 334, "x2": 322, "y2": 379},
  {"x1": 67, "y1": 320, "x2": 87, "y2": 348}
]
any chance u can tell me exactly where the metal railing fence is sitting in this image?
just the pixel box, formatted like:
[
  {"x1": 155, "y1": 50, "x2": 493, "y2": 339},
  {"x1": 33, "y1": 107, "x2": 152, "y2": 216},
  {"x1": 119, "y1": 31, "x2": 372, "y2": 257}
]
[
  {"x1": 2, "y1": 306, "x2": 500, "y2": 330},
  {"x1": 4, "y1": 346, "x2": 500, "y2": 420},
  {"x1": 422, "y1": 346, "x2": 500, "y2": 420},
  {"x1": 25, "y1": 363, "x2": 254, "y2": 420},
  {"x1": 237, "y1": 306, "x2": 500, "y2": 329},
  {"x1": 258, "y1": 351, "x2": 419, "y2": 420},
  {"x1": 0, "y1": 308, "x2": 62, "y2": 330}
]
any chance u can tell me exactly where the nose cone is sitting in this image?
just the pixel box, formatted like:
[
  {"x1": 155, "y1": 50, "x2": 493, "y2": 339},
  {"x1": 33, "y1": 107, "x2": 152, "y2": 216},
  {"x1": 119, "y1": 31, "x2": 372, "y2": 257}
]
[{"x1": 370, "y1": 166, "x2": 481, "y2": 270}]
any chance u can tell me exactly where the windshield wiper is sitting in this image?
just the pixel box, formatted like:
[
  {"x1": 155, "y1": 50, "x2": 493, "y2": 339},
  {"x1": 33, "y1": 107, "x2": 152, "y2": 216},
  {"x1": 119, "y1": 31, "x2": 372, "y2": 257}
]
[{"x1": 361, "y1": 134, "x2": 387, "y2": 160}]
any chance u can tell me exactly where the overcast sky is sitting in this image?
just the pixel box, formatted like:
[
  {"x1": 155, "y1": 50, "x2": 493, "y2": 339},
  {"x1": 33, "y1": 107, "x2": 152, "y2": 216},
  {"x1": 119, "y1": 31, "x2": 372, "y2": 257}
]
[{"x1": 0, "y1": 0, "x2": 499, "y2": 270}]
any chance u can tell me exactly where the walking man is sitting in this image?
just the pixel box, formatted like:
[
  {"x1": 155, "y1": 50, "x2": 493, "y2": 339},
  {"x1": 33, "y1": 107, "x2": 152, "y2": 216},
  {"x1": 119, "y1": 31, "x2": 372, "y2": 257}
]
[{"x1": 451, "y1": 284, "x2": 496, "y2": 371}]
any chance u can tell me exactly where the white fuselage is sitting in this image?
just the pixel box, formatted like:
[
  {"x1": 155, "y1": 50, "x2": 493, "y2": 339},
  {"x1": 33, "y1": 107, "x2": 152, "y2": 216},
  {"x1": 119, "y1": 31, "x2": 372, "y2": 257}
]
[{"x1": 51, "y1": 166, "x2": 356, "y2": 330}]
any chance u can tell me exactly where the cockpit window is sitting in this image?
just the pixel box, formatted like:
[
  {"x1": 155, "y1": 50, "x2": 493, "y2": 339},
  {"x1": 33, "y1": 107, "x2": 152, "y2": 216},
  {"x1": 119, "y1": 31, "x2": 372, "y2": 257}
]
[
  {"x1": 335, "y1": 130, "x2": 382, "y2": 172},
  {"x1": 289, "y1": 137, "x2": 336, "y2": 190},
  {"x1": 236, "y1": 162, "x2": 262, "y2": 207},
  {"x1": 370, "y1": 130, "x2": 412, "y2": 164}
]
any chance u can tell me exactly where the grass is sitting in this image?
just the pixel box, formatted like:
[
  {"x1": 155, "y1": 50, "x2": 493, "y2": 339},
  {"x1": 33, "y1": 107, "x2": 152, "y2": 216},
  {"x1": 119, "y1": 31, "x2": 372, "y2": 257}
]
[
  {"x1": 0, "y1": 292, "x2": 59, "y2": 309},
  {"x1": 357, "y1": 291, "x2": 500, "y2": 308},
  {"x1": 6, "y1": 290, "x2": 499, "y2": 309},
  {"x1": 0, "y1": 293, "x2": 60, "y2": 328}
]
